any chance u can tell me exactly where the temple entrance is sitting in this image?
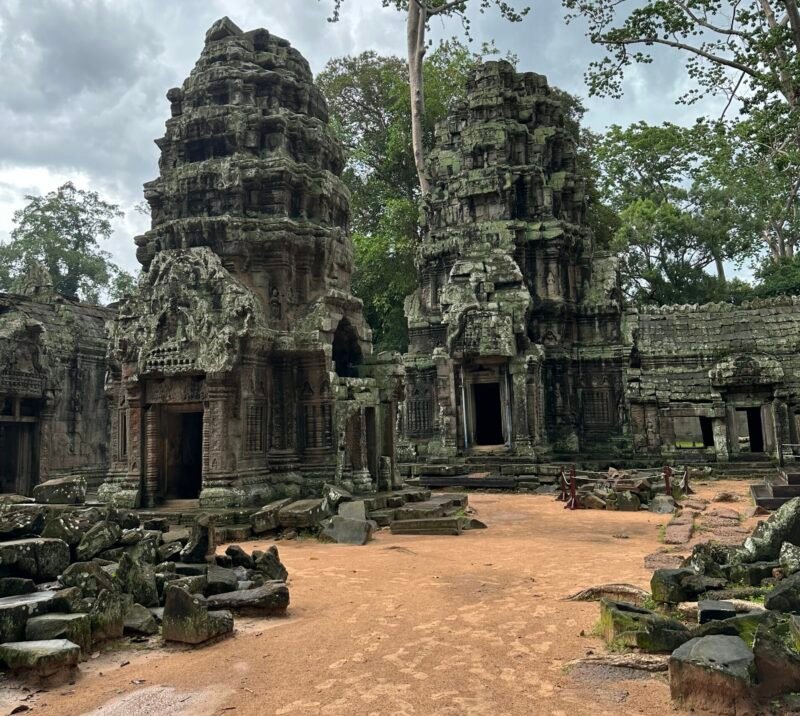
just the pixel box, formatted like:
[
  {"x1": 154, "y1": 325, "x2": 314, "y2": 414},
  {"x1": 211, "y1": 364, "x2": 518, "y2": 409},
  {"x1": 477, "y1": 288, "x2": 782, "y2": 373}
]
[
  {"x1": 736, "y1": 407, "x2": 765, "y2": 453},
  {"x1": 0, "y1": 398, "x2": 39, "y2": 495},
  {"x1": 162, "y1": 408, "x2": 203, "y2": 499},
  {"x1": 473, "y1": 382, "x2": 504, "y2": 446}
]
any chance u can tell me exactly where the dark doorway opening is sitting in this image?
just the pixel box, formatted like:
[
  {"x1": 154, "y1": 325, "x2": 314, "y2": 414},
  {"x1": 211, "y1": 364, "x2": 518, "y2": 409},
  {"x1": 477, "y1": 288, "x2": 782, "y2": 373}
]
[
  {"x1": 164, "y1": 410, "x2": 203, "y2": 499},
  {"x1": 332, "y1": 318, "x2": 362, "y2": 378},
  {"x1": 473, "y1": 383, "x2": 504, "y2": 445},
  {"x1": 0, "y1": 424, "x2": 36, "y2": 495},
  {"x1": 735, "y1": 407, "x2": 765, "y2": 453},
  {"x1": 699, "y1": 416, "x2": 715, "y2": 448},
  {"x1": 745, "y1": 407, "x2": 764, "y2": 453}
]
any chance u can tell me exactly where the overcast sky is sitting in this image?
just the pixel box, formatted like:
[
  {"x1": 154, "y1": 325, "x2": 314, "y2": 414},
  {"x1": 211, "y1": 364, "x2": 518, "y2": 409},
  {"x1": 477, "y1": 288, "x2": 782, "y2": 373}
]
[{"x1": 0, "y1": 0, "x2": 727, "y2": 277}]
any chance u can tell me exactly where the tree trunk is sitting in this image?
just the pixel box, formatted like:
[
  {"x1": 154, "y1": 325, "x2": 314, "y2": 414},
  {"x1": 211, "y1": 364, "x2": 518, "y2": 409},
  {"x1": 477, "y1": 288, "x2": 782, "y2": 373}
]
[
  {"x1": 407, "y1": 3, "x2": 431, "y2": 195},
  {"x1": 714, "y1": 255, "x2": 726, "y2": 283}
]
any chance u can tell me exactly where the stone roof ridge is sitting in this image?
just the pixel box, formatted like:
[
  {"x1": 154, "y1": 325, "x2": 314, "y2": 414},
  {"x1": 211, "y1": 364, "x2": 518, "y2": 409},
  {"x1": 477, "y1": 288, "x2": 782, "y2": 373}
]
[{"x1": 634, "y1": 294, "x2": 800, "y2": 315}]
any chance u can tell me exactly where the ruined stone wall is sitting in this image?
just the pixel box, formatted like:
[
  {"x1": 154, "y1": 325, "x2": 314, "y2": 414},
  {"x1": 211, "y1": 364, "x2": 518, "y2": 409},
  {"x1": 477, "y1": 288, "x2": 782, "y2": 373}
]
[
  {"x1": 0, "y1": 279, "x2": 111, "y2": 495},
  {"x1": 628, "y1": 298, "x2": 800, "y2": 460}
]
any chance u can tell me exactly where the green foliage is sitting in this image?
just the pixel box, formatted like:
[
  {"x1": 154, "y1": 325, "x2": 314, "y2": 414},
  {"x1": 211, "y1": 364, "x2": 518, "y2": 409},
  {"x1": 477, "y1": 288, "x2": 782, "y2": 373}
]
[
  {"x1": 0, "y1": 182, "x2": 134, "y2": 304},
  {"x1": 754, "y1": 255, "x2": 800, "y2": 297},
  {"x1": 318, "y1": 42, "x2": 482, "y2": 350},
  {"x1": 563, "y1": 0, "x2": 800, "y2": 259},
  {"x1": 596, "y1": 121, "x2": 759, "y2": 305}
]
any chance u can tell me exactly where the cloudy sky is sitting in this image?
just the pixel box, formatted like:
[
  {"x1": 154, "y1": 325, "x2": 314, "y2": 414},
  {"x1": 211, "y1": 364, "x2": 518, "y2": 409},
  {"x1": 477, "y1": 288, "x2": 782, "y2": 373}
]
[{"x1": 0, "y1": 0, "x2": 726, "y2": 277}]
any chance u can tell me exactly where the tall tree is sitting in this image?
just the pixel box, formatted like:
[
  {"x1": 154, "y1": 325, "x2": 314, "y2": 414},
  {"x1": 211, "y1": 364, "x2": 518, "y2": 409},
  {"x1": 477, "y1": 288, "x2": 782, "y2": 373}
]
[
  {"x1": 596, "y1": 121, "x2": 756, "y2": 304},
  {"x1": 563, "y1": 0, "x2": 800, "y2": 257},
  {"x1": 323, "y1": 0, "x2": 530, "y2": 193},
  {"x1": 318, "y1": 42, "x2": 480, "y2": 349},
  {"x1": 0, "y1": 182, "x2": 134, "y2": 303}
]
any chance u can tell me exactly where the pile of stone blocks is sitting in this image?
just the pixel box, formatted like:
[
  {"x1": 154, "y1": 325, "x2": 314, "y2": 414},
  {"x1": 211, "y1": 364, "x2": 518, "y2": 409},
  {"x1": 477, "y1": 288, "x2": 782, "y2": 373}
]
[
  {"x1": 592, "y1": 496, "x2": 800, "y2": 714},
  {"x1": 0, "y1": 477, "x2": 290, "y2": 683}
]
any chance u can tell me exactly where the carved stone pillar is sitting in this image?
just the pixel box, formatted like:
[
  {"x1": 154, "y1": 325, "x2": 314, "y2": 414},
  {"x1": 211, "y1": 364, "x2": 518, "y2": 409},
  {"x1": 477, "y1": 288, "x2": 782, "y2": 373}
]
[
  {"x1": 37, "y1": 393, "x2": 57, "y2": 483},
  {"x1": 203, "y1": 377, "x2": 236, "y2": 487},
  {"x1": 509, "y1": 358, "x2": 533, "y2": 456},
  {"x1": 142, "y1": 406, "x2": 160, "y2": 508}
]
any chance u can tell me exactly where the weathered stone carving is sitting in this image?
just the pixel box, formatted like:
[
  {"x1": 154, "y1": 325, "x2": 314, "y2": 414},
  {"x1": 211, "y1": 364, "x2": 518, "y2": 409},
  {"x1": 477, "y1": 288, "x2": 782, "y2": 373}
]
[{"x1": 100, "y1": 17, "x2": 403, "y2": 509}]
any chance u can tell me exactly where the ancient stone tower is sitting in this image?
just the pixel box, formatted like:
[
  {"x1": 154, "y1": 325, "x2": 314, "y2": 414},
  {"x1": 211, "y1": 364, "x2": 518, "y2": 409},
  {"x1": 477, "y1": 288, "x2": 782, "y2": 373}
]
[
  {"x1": 401, "y1": 61, "x2": 625, "y2": 466},
  {"x1": 102, "y1": 17, "x2": 402, "y2": 508}
]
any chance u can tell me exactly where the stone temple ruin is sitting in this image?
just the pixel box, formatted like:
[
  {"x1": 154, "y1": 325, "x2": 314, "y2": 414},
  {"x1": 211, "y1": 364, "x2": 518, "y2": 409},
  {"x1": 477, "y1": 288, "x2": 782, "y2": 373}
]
[
  {"x1": 400, "y1": 62, "x2": 625, "y2": 467},
  {"x1": 2, "y1": 21, "x2": 800, "y2": 507},
  {"x1": 398, "y1": 60, "x2": 800, "y2": 500},
  {"x1": 99, "y1": 17, "x2": 403, "y2": 509}
]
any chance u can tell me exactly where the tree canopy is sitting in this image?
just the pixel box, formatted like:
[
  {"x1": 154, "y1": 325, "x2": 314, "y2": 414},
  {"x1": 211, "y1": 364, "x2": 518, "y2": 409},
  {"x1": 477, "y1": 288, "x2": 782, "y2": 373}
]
[{"x1": 0, "y1": 182, "x2": 134, "y2": 304}]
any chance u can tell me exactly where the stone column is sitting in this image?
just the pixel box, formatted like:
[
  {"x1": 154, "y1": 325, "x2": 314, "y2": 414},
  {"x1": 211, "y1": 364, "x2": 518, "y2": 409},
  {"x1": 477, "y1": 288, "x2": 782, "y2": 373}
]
[
  {"x1": 203, "y1": 376, "x2": 236, "y2": 490},
  {"x1": 509, "y1": 358, "x2": 533, "y2": 456},
  {"x1": 142, "y1": 406, "x2": 160, "y2": 508},
  {"x1": 37, "y1": 394, "x2": 56, "y2": 483}
]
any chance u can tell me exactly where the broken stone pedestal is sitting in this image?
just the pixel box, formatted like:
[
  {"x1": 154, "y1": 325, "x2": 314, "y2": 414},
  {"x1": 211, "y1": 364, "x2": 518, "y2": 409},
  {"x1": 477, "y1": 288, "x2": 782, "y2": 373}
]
[
  {"x1": 669, "y1": 635, "x2": 757, "y2": 715},
  {"x1": 0, "y1": 639, "x2": 80, "y2": 684}
]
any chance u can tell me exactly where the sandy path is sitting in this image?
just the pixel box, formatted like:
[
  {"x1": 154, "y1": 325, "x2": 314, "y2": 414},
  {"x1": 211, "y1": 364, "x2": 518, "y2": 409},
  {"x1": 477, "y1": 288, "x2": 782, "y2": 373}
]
[{"x1": 1, "y1": 479, "x2": 758, "y2": 716}]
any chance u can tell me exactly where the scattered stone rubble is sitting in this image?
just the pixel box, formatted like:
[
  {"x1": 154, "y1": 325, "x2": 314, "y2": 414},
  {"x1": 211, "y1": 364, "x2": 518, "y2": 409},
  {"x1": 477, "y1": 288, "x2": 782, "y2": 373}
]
[
  {"x1": 0, "y1": 476, "x2": 289, "y2": 684},
  {"x1": 589, "y1": 495, "x2": 800, "y2": 713}
]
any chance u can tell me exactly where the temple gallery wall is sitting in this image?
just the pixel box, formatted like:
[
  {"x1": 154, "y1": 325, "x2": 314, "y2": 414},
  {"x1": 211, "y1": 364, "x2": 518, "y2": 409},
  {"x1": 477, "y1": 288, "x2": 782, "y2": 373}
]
[{"x1": 2, "y1": 19, "x2": 800, "y2": 506}]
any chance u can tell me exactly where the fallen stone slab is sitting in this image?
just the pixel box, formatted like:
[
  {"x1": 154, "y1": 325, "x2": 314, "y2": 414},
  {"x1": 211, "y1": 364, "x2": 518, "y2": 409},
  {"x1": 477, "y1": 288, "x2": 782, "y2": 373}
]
[
  {"x1": 0, "y1": 577, "x2": 35, "y2": 598},
  {"x1": 742, "y1": 496, "x2": 800, "y2": 563},
  {"x1": 225, "y1": 545, "x2": 254, "y2": 570},
  {"x1": 644, "y1": 551, "x2": 686, "y2": 570},
  {"x1": 706, "y1": 506, "x2": 741, "y2": 521},
  {"x1": 25, "y1": 613, "x2": 91, "y2": 656},
  {"x1": 124, "y1": 603, "x2": 158, "y2": 635},
  {"x1": 698, "y1": 600, "x2": 737, "y2": 624},
  {"x1": 61, "y1": 560, "x2": 116, "y2": 597},
  {"x1": 0, "y1": 538, "x2": 70, "y2": 581},
  {"x1": 669, "y1": 635, "x2": 757, "y2": 715},
  {"x1": 651, "y1": 568, "x2": 726, "y2": 604},
  {"x1": 205, "y1": 565, "x2": 238, "y2": 596},
  {"x1": 765, "y1": 571, "x2": 800, "y2": 612},
  {"x1": 650, "y1": 495, "x2": 676, "y2": 514},
  {"x1": 115, "y1": 552, "x2": 159, "y2": 607},
  {"x1": 567, "y1": 653, "x2": 669, "y2": 672},
  {"x1": 319, "y1": 515, "x2": 374, "y2": 545},
  {"x1": 250, "y1": 499, "x2": 294, "y2": 534},
  {"x1": 75, "y1": 521, "x2": 122, "y2": 561},
  {"x1": 390, "y1": 517, "x2": 462, "y2": 536},
  {"x1": 277, "y1": 499, "x2": 332, "y2": 529},
  {"x1": 664, "y1": 521, "x2": 694, "y2": 545},
  {"x1": 599, "y1": 599, "x2": 690, "y2": 653},
  {"x1": 322, "y1": 483, "x2": 353, "y2": 511},
  {"x1": 728, "y1": 560, "x2": 778, "y2": 587},
  {"x1": 368, "y1": 509, "x2": 395, "y2": 527},
  {"x1": 338, "y1": 500, "x2": 367, "y2": 521},
  {"x1": 253, "y1": 546, "x2": 288, "y2": 582},
  {"x1": 0, "y1": 639, "x2": 80, "y2": 683},
  {"x1": 206, "y1": 581, "x2": 289, "y2": 615},
  {"x1": 33, "y1": 476, "x2": 87, "y2": 505},
  {"x1": 692, "y1": 610, "x2": 769, "y2": 641},
  {"x1": 393, "y1": 502, "x2": 446, "y2": 521},
  {"x1": 41, "y1": 513, "x2": 84, "y2": 549},
  {"x1": 162, "y1": 585, "x2": 233, "y2": 645},
  {"x1": 0, "y1": 509, "x2": 45, "y2": 540},
  {"x1": 780, "y1": 542, "x2": 800, "y2": 576},
  {"x1": 752, "y1": 613, "x2": 800, "y2": 699},
  {"x1": 89, "y1": 589, "x2": 128, "y2": 642}
]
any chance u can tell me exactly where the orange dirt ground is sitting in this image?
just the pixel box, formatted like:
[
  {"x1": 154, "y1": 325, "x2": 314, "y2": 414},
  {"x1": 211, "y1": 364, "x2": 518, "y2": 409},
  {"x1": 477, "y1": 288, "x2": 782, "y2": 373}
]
[{"x1": 0, "y1": 479, "x2": 760, "y2": 716}]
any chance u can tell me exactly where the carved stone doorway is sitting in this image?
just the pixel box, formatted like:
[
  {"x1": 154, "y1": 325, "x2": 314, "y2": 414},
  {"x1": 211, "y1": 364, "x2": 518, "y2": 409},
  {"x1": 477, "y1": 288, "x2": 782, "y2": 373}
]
[
  {"x1": 162, "y1": 407, "x2": 203, "y2": 500},
  {"x1": 0, "y1": 398, "x2": 39, "y2": 495},
  {"x1": 735, "y1": 407, "x2": 765, "y2": 454},
  {"x1": 473, "y1": 383, "x2": 504, "y2": 446}
]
